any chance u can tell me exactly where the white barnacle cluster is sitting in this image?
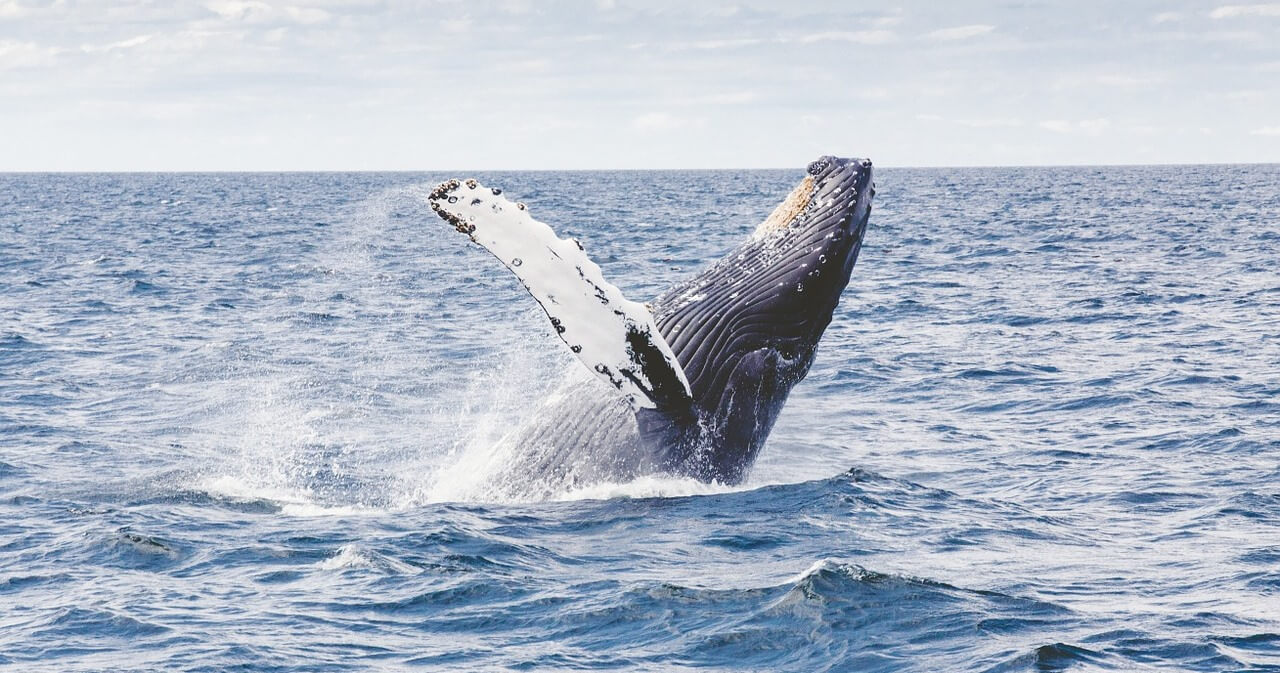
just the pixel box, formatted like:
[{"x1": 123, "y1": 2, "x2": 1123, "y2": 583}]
[{"x1": 751, "y1": 175, "x2": 815, "y2": 241}]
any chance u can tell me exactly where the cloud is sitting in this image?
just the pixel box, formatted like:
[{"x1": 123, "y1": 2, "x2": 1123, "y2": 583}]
[
  {"x1": 916, "y1": 114, "x2": 1023, "y2": 128},
  {"x1": 80, "y1": 34, "x2": 153, "y2": 54},
  {"x1": 283, "y1": 5, "x2": 330, "y2": 24},
  {"x1": 632, "y1": 112, "x2": 686, "y2": 130},
  {"x1": 0, "y1": 40, "x2": 60, "y2": 69},
  {"x1": 869, "y1": 14, "x2": 902, "y2": 28},
  {"x1": 493, "y1": 58, "x2": 550, "y2": 73},
  {"x1": 956, "y1": 117, "x2": 1024, "y2": 128},
  {"x1": 143, "y1": 28, "x2": 237, "y2": 54},
  {"x1": 499, "y1": 0, "x2": 533, "y2": 15},
  {"x1": 926, "y1": 24, "x2": 995, "y2": 41},
  {"x1": 205, "y1": 0, "x2": 272, "y2": 21},
  {"x1": 691, "y1": 38, "x2": 763, "y2": 50},
  {"x1": 1209, "y1": 4, "x2": 1280, "y2": 18},
  {"x1": 1226, "y1": 90, "x2": 1266, "y2": 100},
  {"x1": 1149, "y1": 28, "x2": 1264, "y2": 42},
  {"x1": 1040, "y1": 119, "x2": 1111, "y2": 135},
  {"x1": 76, "y1": 99, "x2": 203, "y2": 121},
  {"x1": 797, "y1": 30, "x2": 897, "y2": 45},
  {"x1": 441, "y1": 17, "x2": 471, "y2": 33},
  {"x1": 203, "y1": 0, "x2": 329, "y2": 24},
  {"x1": 0, "y1": 0, "x2": 1274, "y2": 169},
  {"x1": 0, "y1": 0, "x2": 28, "y2": 18},
  {"x1": 1094, "y1": 74, "x2": 1163, "y2": 87},
  {"x1": 693, "y1": 91, "x2": 758, "y2": 105},
  {"x1": 1051, "y1": 73, "x2": 1164, "y2": 91}
]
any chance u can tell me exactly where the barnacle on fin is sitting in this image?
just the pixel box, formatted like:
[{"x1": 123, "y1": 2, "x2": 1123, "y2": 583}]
[{"x1": 429, "y1": 179, "x2": 460, "y2": 201}]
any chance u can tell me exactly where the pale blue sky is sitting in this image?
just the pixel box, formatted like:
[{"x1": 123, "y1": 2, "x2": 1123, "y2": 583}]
[{"x1": 1, "y1": 0, "x2": 1277, "y2": 169}]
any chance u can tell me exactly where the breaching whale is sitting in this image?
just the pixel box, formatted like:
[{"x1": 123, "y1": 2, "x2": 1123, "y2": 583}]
[{"x1": 428, "y1": 156, "x2": 873, "y2": 498}]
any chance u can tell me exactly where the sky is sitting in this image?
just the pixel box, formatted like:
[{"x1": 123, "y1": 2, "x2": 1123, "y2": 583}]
[{"x1": 1, "y1": 0, "x2": 1278, "y2": 170}]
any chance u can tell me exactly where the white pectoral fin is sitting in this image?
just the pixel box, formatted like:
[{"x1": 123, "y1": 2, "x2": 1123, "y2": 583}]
[{"x1": 428, "y1": 179, "x2": 694, "y2": 413}]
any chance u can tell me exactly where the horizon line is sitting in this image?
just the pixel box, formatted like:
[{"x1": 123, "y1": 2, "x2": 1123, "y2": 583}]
[{"x1": 1, "y1": 160, "x2": 1277, "y2": 174}]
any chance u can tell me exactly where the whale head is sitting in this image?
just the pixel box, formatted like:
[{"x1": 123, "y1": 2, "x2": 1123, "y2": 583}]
[
  {"x1": 648, "y1": 155, "x2": 874, "y2": 482},
  {"x1": 747, "y1": 155, "x2": 874, "y2": 322}
]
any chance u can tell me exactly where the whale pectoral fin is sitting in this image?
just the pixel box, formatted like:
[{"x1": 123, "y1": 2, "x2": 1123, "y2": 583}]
[{"x1": 428, "y1": 179, "x2": 694, "y2": 414}]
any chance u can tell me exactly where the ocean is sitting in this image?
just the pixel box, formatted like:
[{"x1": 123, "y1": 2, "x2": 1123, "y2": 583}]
[{"x1": 1, "y1": 165, "x2": 1278, "y2": 671}]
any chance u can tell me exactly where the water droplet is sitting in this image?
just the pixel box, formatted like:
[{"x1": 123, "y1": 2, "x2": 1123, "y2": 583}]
[{"x1": 512, "y1": 257, "x2": 522, "y2": 266}]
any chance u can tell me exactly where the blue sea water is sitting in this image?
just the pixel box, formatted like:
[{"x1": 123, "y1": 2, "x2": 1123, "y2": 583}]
[{"x1": 1, "y1": 165, "x2": 1278, "y2": 672}]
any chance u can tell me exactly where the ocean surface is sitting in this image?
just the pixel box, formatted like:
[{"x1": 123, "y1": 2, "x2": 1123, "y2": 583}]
[{"x1": 2, "y1": 165, "x2": 1278, "y2": 672}]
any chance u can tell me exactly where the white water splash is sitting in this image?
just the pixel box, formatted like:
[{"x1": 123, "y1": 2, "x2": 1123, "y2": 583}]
[
  {"x1": 180, "y1": 181, "x2": 794, "y2": 510},
  {"x1": 199, "y1": 475, "x2": 380, "y2": 517},
  {"x1": 316, "y1": 544, "x2": 419, "y2": 573},
  {"x1": 550, "y1": 474, "x2": 744, "y2": 502}
]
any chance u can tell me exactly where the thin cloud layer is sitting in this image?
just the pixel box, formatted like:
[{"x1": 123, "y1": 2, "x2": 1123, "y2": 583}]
[
  {"x1": 1209, "y1": 4, "x2": 1280, "y2": 18},
  {"x1": 0, "y1": 0, "x2": 1276, "y2": 169},
  {"x1": 926, "y1": 24, "x2": 995, "y2": 41}
]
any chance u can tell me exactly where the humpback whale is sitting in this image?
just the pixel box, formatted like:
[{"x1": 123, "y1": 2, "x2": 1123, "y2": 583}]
[{"x1": 428, "y1": 156, "x2": 873, "y2": 498}]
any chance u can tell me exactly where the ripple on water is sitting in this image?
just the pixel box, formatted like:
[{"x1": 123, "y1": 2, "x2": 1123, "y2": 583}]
[{"x1": 2, "y1": 167, "x2": 1279, "y2": 671}]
